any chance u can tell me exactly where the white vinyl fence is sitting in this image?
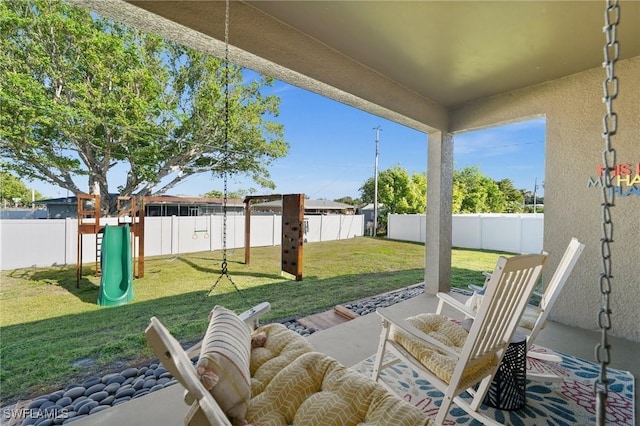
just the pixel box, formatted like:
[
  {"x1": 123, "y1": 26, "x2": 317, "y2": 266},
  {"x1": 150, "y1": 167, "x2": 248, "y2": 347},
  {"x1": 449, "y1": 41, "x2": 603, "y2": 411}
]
[
  {"x1": 388, "y1": 213, "x2": 544, "y2": 254},
  {"x1": 0, "y1": 214, "x2": 364, "y2": 270}
]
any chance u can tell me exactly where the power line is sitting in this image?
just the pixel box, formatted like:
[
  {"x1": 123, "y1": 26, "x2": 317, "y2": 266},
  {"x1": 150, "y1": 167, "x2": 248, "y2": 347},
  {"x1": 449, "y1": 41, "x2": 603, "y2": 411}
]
[
  {"x1": 490, "y1": 140, "x2": 544, "y2": 148},
  {"x1": 373, "y1": 126, "x2": 382, "y2": 237}
]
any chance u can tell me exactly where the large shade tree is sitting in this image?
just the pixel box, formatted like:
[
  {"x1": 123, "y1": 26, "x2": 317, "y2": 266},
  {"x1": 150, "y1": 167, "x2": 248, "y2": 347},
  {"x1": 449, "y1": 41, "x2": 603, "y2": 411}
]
[
  {"x1": 0, "y1": 0, "x2": 288, "y2": 214},
  {"x1": 360, "y1": 165, "x2": 526, "y2": 215},
  {"x1": 360, "y1": 165, "x2": 427, "y2": 215},
  {"x1": 497, "y1": 178, "x2": 525, "y2": 213},
  {"x1": 453, "y1": 166, "x2": 506, "y2": 213}
]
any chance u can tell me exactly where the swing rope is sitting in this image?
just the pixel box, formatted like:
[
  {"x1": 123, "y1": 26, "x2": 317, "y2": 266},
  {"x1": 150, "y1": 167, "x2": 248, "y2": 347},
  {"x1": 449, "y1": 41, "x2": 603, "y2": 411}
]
[
  {"x1": 595, "y1": 0, "x2": 620, "y2": 423},
  {"x1": 204, "y1": 0, "x2": 248, "y2": 306}
]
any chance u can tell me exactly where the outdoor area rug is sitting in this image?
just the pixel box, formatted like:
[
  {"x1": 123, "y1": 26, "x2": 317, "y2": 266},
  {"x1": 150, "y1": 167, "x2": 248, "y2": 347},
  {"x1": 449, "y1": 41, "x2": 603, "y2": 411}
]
[{"x1": 352, "y1": 345, "x2": 634, "y2": 425}]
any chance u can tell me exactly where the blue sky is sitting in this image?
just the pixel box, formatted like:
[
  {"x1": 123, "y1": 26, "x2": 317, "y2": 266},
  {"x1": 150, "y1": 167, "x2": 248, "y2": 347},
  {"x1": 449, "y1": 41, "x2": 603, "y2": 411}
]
[{"x1": 32, "y1": 79, "x2": 545, "y2": 200}]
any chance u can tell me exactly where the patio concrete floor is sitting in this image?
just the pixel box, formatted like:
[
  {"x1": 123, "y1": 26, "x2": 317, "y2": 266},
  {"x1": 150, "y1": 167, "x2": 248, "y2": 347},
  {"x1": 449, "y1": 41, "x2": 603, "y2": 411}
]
[{"x1": 74, "y1": 292, "x2": 639, "y2": 425}]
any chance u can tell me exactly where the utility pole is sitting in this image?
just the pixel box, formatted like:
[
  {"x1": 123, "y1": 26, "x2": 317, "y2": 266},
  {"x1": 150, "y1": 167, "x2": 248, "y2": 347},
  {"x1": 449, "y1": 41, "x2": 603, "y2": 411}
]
[
  {"x1": 373, "y1": 126, "x2": 382, "y2": 236},
  {"x1": 533, "y1": 178, "x2": 537, "y2": 213}
]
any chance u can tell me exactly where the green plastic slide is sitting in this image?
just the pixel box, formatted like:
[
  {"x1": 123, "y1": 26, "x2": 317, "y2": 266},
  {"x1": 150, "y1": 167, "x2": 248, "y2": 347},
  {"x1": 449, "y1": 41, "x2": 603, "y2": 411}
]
[{"x1": 98, "y1": 224, "x2": 134, "y2": 307}]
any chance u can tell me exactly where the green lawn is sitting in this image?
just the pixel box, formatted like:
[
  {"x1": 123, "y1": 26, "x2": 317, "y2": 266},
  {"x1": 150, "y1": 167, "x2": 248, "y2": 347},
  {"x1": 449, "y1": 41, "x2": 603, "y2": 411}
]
[{"x1": 0, "y1": 237, "x2": 508, "y2": 405}]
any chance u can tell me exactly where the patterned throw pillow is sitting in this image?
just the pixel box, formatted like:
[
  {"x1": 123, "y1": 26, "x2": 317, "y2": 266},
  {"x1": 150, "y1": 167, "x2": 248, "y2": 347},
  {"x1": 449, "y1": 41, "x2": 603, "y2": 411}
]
[{"x1": 196, "y1": 305, "x2": 252, "y2": 421}]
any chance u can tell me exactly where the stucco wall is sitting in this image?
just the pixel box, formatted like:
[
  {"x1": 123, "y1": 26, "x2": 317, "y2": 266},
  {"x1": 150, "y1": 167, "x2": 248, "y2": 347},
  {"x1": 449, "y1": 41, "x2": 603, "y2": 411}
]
[{"x1": 449, "y1": 56, "x2": 640, "y2": 342}]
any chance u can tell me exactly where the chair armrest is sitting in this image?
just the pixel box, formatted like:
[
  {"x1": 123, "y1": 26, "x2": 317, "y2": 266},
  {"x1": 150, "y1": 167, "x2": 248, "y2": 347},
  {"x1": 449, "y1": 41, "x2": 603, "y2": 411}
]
[
  {"x1": 436, "y1": 292, "x2": 476, "y2": 319},
  {"x1": 239, "y1": 302, "x2": 271, "y2": 330},
  {"x1": 376, "y1": 308, "x2": 458, "y2": 358},
  {"x1": 467, "y1": 271, "x2": 492, "y2": 295},
  {"x1": 468, "y1": 284, "x2": 485, "y2": 294},
  {"x1": 145, "y1": 317, "x2": 232, "y2": 426}
]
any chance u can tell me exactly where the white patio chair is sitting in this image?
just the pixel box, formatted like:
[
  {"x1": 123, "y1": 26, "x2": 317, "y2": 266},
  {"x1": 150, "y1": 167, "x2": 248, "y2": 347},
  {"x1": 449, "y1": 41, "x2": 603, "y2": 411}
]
[
  {"x1": 438, "y1": 238, "x2": 585, "y2": 380},
  {"x1": 372, "y1": 253, "x2": 547, "y2": 425}
]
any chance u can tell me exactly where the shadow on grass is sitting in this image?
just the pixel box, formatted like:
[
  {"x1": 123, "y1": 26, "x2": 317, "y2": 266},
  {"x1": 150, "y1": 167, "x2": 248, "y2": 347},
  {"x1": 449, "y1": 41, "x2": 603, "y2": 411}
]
[
  {"x1": 18, "y1": 266, "x2": 100, "y2": 304},
  {"x1": 451, "y1": 246, "x2": 515, "y2": 256},
  {"x1": 176, "y1": 256, "x2": 283, "y2": 280},
  {"x1": 15, "y1": 254, "x2": 285, "y2": 306},
  {"x1": 0, "y1": 264, "x2": 487, "y2": 405}
]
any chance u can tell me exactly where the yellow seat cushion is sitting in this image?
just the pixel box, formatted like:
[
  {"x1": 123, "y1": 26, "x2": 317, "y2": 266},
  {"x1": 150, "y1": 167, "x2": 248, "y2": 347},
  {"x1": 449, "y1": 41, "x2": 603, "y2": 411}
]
[
  {"x1": 520, "y1": 304, "x2": 544, "y2": 331},
  {"x1": 249, "y1": 323, "x2": 314, "y2": 396},
  {"x1": 247, "y1": 352, "x2": 430, "y2": 426},
  {"x1": 391, "y1": 313, "x2": 497, "y2": 386}
]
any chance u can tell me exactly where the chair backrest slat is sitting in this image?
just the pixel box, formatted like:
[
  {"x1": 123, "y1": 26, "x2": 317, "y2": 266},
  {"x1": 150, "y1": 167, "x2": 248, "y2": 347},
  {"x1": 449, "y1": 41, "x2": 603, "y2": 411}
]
[
  {"x1": 465, "y1": 253, "x2": 547, "y2": 360},
  {"x1": 527, "y1": 238, "x2": 584, "y2": 343},
  {"x1": 540, "y1": 238, "x2": 584, "y2": 310}
]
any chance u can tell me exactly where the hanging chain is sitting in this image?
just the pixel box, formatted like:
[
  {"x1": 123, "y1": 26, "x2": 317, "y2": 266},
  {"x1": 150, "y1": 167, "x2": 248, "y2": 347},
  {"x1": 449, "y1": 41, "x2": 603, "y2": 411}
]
[
  {"x1": 595, "y1": 1, "x2": 619, "y2": 423},
  {"x1": 205, "y1": 0, "x2": 248, "y2": 306},
  {"x1": 220, "y1": 0, "x2": 230, "y2": 277}
]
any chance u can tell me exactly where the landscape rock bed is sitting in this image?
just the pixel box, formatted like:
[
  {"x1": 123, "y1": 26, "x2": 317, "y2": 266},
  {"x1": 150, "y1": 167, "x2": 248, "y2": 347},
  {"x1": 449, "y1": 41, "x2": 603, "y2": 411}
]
[
  {"x1": 15, "y1": 361, "x2": 184, "y2": 425},
  {"x1": 342, "y1": 284, "x2": 425, "y2": 316},
  {"x1": 282, "y1": 319, "x2": 317, "y2": 336},
  {"x1": 10, "y1": 286, "x2": 428, "y2": 425}
]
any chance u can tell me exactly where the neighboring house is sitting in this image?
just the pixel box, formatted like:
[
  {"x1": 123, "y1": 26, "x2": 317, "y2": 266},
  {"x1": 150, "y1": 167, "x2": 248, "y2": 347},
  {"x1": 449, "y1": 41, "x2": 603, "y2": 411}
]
[
  {"x1": 37, "y1": 195, "x2": 245, "y2": 218},
  {"x1": 358, "y1": 203, "x2": 386, "y2": 224},
  {"x1": 0, "y1": 208, "x2": 48, "y2": 219},
  {"x1": 143, "y1": 196, "x2": 244, "y2": 216},
  {"x1": 38, "y1": 196, "x2": 81, "y2": 219},
  {"x1": 358, "y1": 203, "x2": 388, "y2": 236},
  {"x1": 251, "y1": 199, "x2": 355, "y2": 215}
]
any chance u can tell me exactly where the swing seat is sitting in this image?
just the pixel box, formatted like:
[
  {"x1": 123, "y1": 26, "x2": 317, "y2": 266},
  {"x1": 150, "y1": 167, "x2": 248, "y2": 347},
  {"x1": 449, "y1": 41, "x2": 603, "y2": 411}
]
[{"x1": 145, "y1": 303, "x2": 432, "y2": 426}]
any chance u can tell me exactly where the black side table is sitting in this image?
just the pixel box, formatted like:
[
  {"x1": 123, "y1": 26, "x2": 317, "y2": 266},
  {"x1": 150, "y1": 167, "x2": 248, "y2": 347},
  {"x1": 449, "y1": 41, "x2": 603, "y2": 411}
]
[
  {"x1": 483, "y1": 331, "x2": 527, "y2": 410},
  {"x1": 462, "y1": 319, "x2": 527, "y2": 410}
]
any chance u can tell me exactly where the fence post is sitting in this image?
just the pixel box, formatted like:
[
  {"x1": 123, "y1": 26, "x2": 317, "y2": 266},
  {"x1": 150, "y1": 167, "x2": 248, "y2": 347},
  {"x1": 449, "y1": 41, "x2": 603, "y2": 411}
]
[
  {"x1": 516, "y1": 214, "x2": 524, "y2": 253},
  {"x1": 272, "y1": 213, "x2": 276, "y2": 246},
  {"x1": 65, "y1": 217, "x2": 74, "y2": 265},
  {"x1": 209, "y1": 214, "x2": 214, "y2": 252},
  {"x1": 171, "y1": 215, "x2": 177, "y2": 255}
]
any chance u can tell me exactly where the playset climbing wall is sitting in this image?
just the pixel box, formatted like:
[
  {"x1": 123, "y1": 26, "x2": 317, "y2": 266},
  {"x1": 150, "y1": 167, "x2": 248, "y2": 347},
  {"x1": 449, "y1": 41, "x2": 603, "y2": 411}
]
[{"x1": 281, "y1": 194, "x2": 304, "y2": 281}]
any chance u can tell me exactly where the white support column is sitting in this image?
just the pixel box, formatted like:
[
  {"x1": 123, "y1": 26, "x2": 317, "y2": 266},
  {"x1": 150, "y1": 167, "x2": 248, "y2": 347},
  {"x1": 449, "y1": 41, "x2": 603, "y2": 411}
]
[{"x1": 424, "y1": 131, "x2": 454, "y2": 294}]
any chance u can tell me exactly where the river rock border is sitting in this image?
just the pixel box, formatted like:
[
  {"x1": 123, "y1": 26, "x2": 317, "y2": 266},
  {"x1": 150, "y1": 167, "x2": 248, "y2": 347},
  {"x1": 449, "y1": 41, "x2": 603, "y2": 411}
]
[{"x1": 9, "y1": 359, "x2": 188, "y2": 425}]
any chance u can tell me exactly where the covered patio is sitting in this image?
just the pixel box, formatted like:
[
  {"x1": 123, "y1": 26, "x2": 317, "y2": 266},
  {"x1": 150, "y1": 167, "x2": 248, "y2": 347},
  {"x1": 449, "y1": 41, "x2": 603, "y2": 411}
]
[
  {"x1": 73, "y1": 294, "x2": 640, "y2": 424},
  {"x1": 65, "y1": 0, "x2": 638, "y2": 424}
]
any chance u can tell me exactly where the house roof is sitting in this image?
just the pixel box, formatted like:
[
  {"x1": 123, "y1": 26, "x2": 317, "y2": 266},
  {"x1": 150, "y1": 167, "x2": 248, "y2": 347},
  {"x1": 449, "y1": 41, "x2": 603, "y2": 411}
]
[
  {"x1": 38, "y1": 197, "x2": 77, "y2": 205},
  {"x1": 39, "y1": 195, "x2": 244, "y2": 207},
  {"x1": 360, "y1": 203, "x2": 385, "y2": 211},
  {"x1": 143, "y1": 195, "x2": 244, "y2": 207},
  {"x1": 253, "y1": 199, "x2": 354, "y2": 210}
]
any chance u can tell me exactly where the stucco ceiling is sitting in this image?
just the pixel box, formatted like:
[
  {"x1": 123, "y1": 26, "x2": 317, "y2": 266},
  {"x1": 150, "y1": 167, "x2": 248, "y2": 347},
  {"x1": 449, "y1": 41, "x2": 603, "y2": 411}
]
[
  {"x1": 72, "y1": 0, "x2": 640, "y2": 131},
  {"x1": 244, "y1": 1, "x2": 640, "y2": 106}
]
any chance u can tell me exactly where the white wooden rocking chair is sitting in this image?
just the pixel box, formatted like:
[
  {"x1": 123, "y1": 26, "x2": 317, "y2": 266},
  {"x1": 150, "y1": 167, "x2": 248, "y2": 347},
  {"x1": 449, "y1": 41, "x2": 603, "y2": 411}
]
[
  {"x1": 372, "y1": 253, "x2": 547, "y2": 425},
  {"x1": 438, "y1": 237, "x2": 585, "y2": 381}
]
